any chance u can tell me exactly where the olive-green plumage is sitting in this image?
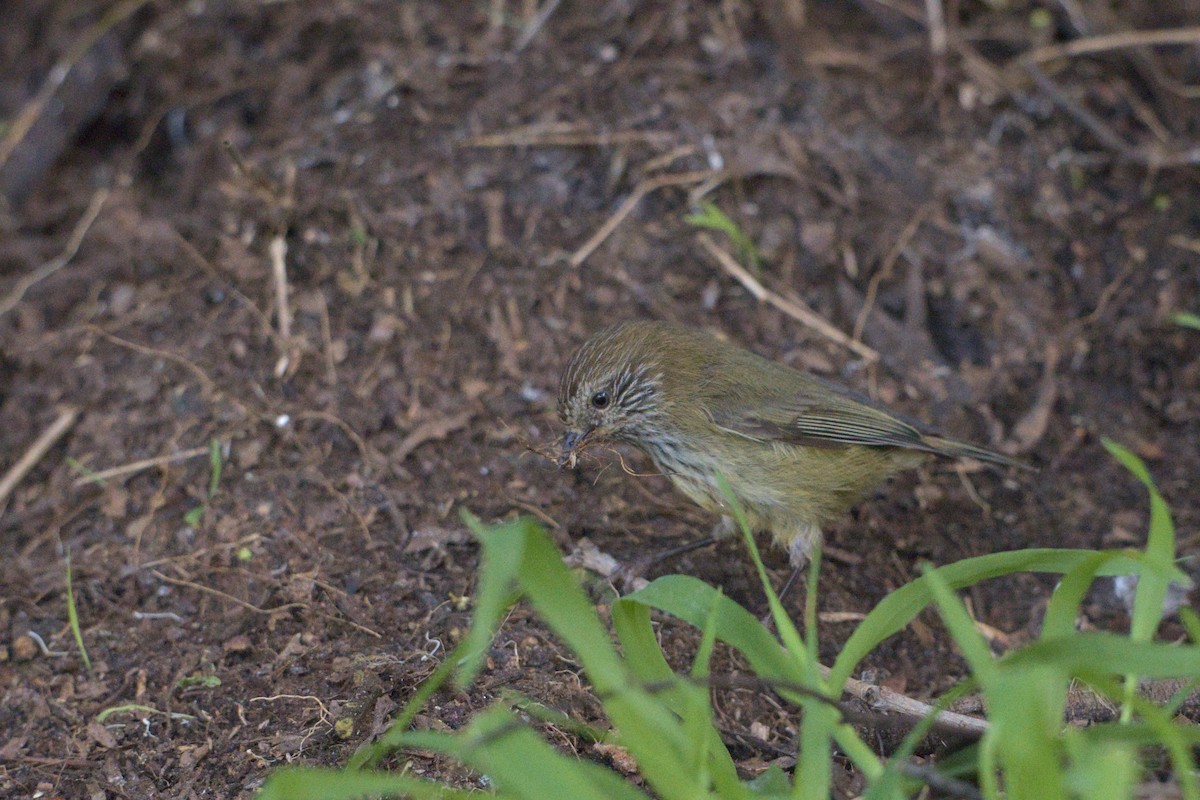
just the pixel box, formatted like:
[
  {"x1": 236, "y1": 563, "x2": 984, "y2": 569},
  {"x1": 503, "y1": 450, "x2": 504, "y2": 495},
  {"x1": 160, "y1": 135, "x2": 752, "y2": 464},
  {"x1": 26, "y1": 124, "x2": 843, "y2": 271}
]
[{"x1": 557, "y1": 320, "x2": 1022, "y2": 565}]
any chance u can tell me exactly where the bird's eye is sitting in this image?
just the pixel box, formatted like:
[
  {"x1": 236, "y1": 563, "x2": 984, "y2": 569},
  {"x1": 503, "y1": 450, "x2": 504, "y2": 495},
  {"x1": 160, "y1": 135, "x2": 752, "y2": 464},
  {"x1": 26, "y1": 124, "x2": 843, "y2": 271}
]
[{"x1": 590, "y1": 390, "x2": 610, "y2": 409}]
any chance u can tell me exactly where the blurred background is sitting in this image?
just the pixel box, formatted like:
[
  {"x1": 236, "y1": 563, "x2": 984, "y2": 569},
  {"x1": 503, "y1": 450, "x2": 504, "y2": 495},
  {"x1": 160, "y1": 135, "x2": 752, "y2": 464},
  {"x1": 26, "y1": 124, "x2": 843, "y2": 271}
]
[{"x1": 1, "y1": 1, "x2": 1197, "y2": 796}]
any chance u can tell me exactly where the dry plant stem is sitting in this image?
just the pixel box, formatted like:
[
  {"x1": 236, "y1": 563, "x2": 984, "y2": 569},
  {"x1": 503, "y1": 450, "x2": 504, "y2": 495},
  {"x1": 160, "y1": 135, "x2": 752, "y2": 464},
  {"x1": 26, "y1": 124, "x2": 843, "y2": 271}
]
[
  {"x1": 513, "y1": 0, "x2": 565, "y2": 52},
  {"x1": 1019, "y1": 61, "x2": 1200, "y2": 167},
  {"x1": 852, "y1": 204, "x2": 931, "y2": 343},
  {"x1": 464, "y1": 126, "x2": 675, "y2": 148},
  {"x1": 71, "y1": 446, "x2": 209, "y2": 487},
  {"x1": 1022, "y1": 26, "x2": 1200, "y2": 65},
  {"x1": 0, "y1": 0, "x2": 151, "y2": 171},
  {"x1": 150, "y1": 569, "x2": 306, "y2": 616},
  {"x1": 697, "y1": 233, "x2": 880, "y2": 363},
  {"x1": 924, "y1": 0, "x2": 947, "y2": 92},
  {"x1": 269, "y1": 234, "x2": 292, "y2": 377},
  {"x1": 0, "y1": 407, "x2": 79, "y2": 510},
  {"x1": 87, "y1": 326, "x2": 218, "y2": 395},
  {"x1": 570, "y1": 170, "x2": 716, "y2": 267},
  {"x1": 924, "y1": 0, "x2": 946, "y2": 56},
  {"x1": 0, "y1": 188, "x2": 109, "y2": 318}
]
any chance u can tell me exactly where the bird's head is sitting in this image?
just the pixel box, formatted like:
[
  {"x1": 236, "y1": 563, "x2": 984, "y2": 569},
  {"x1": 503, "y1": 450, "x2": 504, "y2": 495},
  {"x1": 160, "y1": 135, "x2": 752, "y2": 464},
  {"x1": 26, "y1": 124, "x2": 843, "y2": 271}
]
[{"x1": 556, "y1": 323, "x2": 667, "y2": 467}]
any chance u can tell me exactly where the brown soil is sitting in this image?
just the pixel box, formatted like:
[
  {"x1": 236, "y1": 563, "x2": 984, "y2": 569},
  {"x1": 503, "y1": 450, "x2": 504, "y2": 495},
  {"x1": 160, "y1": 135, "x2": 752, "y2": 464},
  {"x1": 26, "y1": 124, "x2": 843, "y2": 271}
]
[{"x1": 2, "y1": 2, "x2": 1198, "y2": 797}]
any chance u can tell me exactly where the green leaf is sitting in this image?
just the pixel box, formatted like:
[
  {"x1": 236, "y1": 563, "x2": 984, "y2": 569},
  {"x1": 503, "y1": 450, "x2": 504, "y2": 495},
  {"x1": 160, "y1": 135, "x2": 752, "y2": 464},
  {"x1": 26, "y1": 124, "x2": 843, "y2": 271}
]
[
  {"x1": 684, "y1": 201, "x2": 761, "y2": 269},
  {"x1": 1171, "y1": 311, "x2": 1200, "y2": 330},
  {"x1": 176, "y1": 673, "x2": 221, "y2": 690},
  {"x1": 258, "y1": 767, "x2": 480, "y2": 800},
  {"x1": 1002, "y1": 633, "x2": 1200, "y2": 678},
  {"x1": 830, "y1": 548, "x2": 1184, "y2": 689}
]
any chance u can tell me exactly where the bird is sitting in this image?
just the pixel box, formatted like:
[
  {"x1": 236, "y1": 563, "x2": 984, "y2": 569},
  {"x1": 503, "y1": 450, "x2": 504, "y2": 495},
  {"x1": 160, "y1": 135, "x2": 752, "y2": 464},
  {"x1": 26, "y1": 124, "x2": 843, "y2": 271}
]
[{"x1": 557, "y1": 320, "x2": 1024, "y2": 569}]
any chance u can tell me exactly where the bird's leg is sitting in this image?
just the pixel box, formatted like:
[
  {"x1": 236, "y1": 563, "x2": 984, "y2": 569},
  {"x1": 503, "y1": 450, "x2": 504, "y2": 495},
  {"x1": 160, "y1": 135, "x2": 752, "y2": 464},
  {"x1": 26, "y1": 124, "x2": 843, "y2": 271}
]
[
  {"x1": 776, "y1": 529, "x2": 819, "y2": 604},
  {"x1": 776, "y1": 562, "x2": 806, "y2": 605},
  {"x1": 760, "y1": 525, "x2": 821, "y2": 626}
]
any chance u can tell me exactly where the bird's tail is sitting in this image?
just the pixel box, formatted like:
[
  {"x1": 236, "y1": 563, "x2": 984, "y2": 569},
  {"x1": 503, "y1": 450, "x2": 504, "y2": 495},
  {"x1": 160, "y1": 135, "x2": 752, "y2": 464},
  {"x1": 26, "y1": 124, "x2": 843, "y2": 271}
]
[{"x1": 920, "y1": 435, "x2": 1034, "y2": 471}]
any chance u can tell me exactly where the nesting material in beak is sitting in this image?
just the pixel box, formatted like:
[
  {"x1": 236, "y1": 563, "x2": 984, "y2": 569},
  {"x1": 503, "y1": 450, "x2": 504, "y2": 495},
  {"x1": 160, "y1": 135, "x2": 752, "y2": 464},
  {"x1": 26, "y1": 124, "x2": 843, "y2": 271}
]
[{"x1": 558, "y1": 428, "x2": 588, "y2": 469}]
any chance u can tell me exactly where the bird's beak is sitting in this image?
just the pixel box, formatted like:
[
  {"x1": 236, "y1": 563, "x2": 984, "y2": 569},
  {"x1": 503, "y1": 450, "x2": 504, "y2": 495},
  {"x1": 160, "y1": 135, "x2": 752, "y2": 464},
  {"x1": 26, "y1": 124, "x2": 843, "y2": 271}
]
[{"x1": 558, "y1": 427, "x2": 592, "y2": 469}]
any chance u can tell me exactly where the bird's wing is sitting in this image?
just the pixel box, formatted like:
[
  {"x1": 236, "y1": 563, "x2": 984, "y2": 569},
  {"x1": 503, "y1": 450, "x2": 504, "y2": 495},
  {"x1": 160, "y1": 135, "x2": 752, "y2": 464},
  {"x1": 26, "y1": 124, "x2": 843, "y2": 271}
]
[{"x1": 708, "y1": 376, "x2": 931, "y2": 451}]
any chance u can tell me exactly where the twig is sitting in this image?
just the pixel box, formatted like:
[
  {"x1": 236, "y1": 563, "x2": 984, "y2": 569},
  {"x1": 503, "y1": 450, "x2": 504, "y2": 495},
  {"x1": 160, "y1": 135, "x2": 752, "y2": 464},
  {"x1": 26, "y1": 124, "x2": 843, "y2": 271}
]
[
  {"x1": 0, "y1": 0, "x2": 151, "y2": 172},
  {"x1": 71, "y1": 446, "x2": 209, "y2": 487},
  {"x1": 571, "y1": 170, "x2": 716, "y2": 268},
  {"x1": 513, "y1": 0, "x2": 565, "y2": 52},
  {"x1": 316, "y1": 290, "x2": 338, "y2": 385},
  {"x1": 896, "y1": 761, "x2": 984, "y2": 800},
  {"x1": 171, "y1": 227, "x2": 283, "y2": 348},
  {"x1": 0, "y1": 407, "x2": 79, "y2": 509},
  {"x1": 833, "y1": 667, "x2": 990, "y2": 737},
  {"x1": 269, "y1": 234, "x2": 292, "y2": 377},
  {"x1": 924, "y1": 0, "x2": 947, "y2": 89},
  {"x1": 1022, "y1": 26, "x2": 1200, "y2": 65},
  {"x1": 87, "y1": 326, "x2": 218, "y2": 394},
  {"x1": 464, "y1": 125, "x2": 675, "y2": 149},
  {"x1": 697, "y1": 234, "x2": 880, "y2": 363},
  {"x1": 150, "y1": 569, "x2": 307, "y2": 616},
  {"x1": 1022, "y1": 63, "x2": 1200, "y2": 167},
  {"x1": 647, "y1": 668, "x2": 989, "y2": 738},
  {"x1": 0, "y1": 188, "x2": 109, "y2": 318},
  {"x1": 852, "y1": 204, "x2": 931, "y2": 343}
]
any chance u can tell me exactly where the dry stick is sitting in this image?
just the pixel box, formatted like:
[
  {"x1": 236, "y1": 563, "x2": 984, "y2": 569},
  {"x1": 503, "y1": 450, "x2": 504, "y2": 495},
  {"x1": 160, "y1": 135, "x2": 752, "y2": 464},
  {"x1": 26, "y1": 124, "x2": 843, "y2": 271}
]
[
  {"x1": 172, "y1": 229, "x2": 283, "y2": 349},
  {"x1": 924, "y1": 0, "x2": 948, "y2": 95},
  {"x1": 87, "y1": 326, "x2": 218, "y2": 394},
  {"x1": 464, "y1": 127, "x2": 675, "y2": 148},
  {"x1": 852, "y1": 203, "x2": 931, "y2": 344},
  {"x1": 513, "y1": 0, "x2": 565, "y2": 52},
  {"x1": 570, "y1": 170, "x2": 716, "y2": 268},
  {"x1": 71, "y1": 446, "x2": 209, "y2": 487},
  {"x1": 1021, "y1": 63, "x2": 1200, "y2": 167},
  {"x1": 0, "y1": 188, "x2": 109, "y2": 318},
  {"x1": 0, "y1": 0, "x2": 151, "y2": 171},
  {"x1": 829, "y1": 667, "x2": 991, "y2": 737},
  {"x1": 924, "y1": 0, "x2": 946, "y2": 57},
  {"x1": 269, "y1": 235, "x2": 292, "y2": 378},
  {"x1": 697, "y1": 234, "x2": 881, "y2": 364},
  {"x1": 150, "y1": 570, "x2": 307, "y2": 616},
  {"x1": 1023, "y1": 26, "x2": 1200, "y2": 65},
  {"x1": 0, "y1": 407, "x2": 79, "y2": 508}
]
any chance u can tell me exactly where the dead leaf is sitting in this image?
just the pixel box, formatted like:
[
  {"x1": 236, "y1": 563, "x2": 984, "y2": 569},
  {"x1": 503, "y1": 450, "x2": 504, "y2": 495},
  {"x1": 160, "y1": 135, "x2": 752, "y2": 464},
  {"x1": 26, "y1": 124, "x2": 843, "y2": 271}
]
[{"x1": 87, "y1": 720, "x2": 117, "y2": 749}]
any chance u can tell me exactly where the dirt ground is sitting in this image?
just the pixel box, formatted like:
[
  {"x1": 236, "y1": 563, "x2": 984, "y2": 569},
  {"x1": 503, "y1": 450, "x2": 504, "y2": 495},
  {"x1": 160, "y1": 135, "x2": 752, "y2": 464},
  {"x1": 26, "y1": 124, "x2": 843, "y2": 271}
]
[{"x1": 2, "y1": 1, "x2": 1198, "y2": 797}]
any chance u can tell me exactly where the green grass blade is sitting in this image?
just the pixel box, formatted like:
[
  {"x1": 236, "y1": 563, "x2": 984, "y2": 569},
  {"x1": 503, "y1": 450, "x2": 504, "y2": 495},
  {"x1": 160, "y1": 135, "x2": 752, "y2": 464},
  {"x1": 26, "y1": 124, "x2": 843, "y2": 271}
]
[
  {"x1": 1171, "y1": 311, "x2": 1200, "y2": 330},
  {"x1": 348, "y1": 640, "x2": 471, "y2": 770},
  {"x1": 451, "y1": 706, "x2": 653, "y2": 800},
  {"x1": 1002, "y1": 633, "x2": 1200, "y2": 678},
  {"x1": 1101, "y1": 439, "x2": 1180, "y2": 721},
  {"x1": 207, "y1": 438, "x2": 223, "y2": 498},
  {"x1": 459, "y1": 511, "x2": 530, "y2": 686},
  {"x1": 715, "y1": 475, "x2": 812, "y2": 674},
  {"x1": 830, "y1": 548, "x2": 1183, "y2": 689},
  {"x1": 258, "y1": 767, "x2": 483, "y2": 800},
  {"x1": 1042, "y1": 551, "x2": 1122, "y2": 640},
  {"x1": 64, "y1": 549, "x2": 92, "y2": 672}
]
